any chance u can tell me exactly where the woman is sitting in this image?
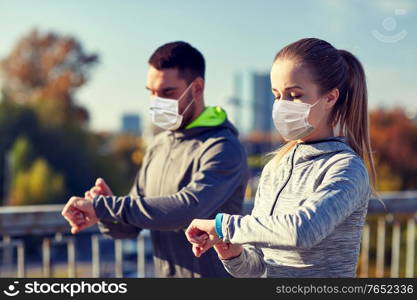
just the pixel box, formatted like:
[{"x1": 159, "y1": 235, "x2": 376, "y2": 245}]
[{"x1": 185, "y1": 38, "x2": 377, "y2": 277}]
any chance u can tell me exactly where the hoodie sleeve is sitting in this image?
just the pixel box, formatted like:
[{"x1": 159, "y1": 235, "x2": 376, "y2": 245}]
[
  {"x1": 220, "y1": 156, "x2": 371, "y2": 250},
  {"x1": 221, "y1": 245, "x2": 266, "y2": 278},
  {"x1": 93, "y1": 139, "x2": 248, "y2": 231},
  {"x1": 95, "y1": 172, "x2": 143, "y2": 239}
]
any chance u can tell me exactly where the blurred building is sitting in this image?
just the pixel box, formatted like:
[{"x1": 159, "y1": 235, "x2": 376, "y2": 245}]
[
  {"x1": 226, "y1": 73, "x2": 243, "y2": 132},
  {"x1": 226, "y1": 71, "x2": 275, "y2": 135},
  {"x1": 251, "y1": 72, "x2": 275, "y2": 133},
  {"x1": 226, "y1": 71, "x2": 283, "y2": 178},
  {"x1": 121, "y1": 113, "x2": 142, "y2": 135}
]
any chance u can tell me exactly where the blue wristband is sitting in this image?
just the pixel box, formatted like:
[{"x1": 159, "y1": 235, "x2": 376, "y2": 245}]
[{"x1": 215, "y1": 213, "x2": 224, "y2": 239}]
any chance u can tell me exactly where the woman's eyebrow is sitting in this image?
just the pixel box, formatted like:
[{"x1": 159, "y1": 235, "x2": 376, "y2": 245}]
[
  {"x1": 271, "y1": 86, "x2": 303, "y2": 92},
  {"x1": 285, "y1": 85, "x2": 303, "y2": 90}
]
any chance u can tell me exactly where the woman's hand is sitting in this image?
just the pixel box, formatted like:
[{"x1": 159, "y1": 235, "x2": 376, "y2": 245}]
[
  {"x1": 213, "y1": 242, "x2": 243, "y2": 260},
  {"x1": 185, "y1": 219, "x2": 220, "y2": 257}
]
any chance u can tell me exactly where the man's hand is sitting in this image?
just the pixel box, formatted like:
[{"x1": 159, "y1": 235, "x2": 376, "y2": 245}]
[
  {"x1": 185, "y1": 219, "x2": 221, "y2": 257},
  {"x1": 85, "y1": 178, "x2": 114, "y2": 200},
  {"x1": 62, "y1": 178, "x2": 113, "y2": 234},
  {"x1": 61, "y1": 196, "x2": 98, "y2": 234}
]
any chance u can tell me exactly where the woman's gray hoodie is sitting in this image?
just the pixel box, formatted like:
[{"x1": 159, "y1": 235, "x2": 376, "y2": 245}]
[{"x1": 220, "y1": 137, "x2": 372, "y2": 277}]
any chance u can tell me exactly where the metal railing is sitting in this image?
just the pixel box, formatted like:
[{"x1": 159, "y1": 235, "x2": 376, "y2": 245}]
[{"x1": 0, "y1": 192, "x2": 416, "y2": 278}]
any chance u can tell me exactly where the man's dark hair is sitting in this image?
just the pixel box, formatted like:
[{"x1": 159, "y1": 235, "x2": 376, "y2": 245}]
[{"x1": 148, "y1": 41, "x2": 205, "y2": 83}]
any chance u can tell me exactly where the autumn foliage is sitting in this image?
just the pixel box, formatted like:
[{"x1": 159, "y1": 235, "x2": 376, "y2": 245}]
[{"x1": 370, "y1": 108, "x2": 417, "y2": 191}]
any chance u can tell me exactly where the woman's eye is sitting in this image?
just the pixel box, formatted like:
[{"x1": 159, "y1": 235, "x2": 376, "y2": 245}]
[{"x1": 291, "y1": 95, "x2": 301, "y2": 99}]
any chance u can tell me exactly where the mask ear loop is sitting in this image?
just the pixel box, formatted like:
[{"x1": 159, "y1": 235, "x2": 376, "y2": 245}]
[
  {"x1": 304, "y1": 97, "x2": 322, "y2": 127},
  {"x1": 177, "y1": 81, "x2": 195, "y2": 102},
  {"x1": 176, "y1": 81, "x2": 196, "y2": 114},
  {"x1": 181, "y1": 95, "x2": 195, "y2": 116}
]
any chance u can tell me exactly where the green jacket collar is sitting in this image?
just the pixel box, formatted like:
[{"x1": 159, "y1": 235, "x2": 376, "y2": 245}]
[{"x1": 185, "y1": 106, "x2": 227, "y2": 130}]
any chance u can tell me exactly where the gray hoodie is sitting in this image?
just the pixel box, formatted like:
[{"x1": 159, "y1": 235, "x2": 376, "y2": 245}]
[
  {"x1": 93, "y1": 118, "x2": 249, "y2": 277},
  {"x1": 220, "y1": 137, "x2": 371, "y2": 277}
]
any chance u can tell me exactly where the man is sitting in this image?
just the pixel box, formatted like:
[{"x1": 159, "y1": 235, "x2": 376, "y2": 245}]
[{"x1": 62, "y1": 41, "x2": 249, "y2": 278}]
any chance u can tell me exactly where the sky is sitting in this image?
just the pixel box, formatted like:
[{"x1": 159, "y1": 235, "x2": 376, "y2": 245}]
[{"x1": 0, "y1": 0, "x2": 416, "y2": 133}]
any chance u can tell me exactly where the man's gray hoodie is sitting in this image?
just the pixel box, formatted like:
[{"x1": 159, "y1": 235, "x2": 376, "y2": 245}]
[
  {"x1": 92, "y1": 116, "x2": 249, "y2": 277},
  {"x1": 220, "y1": 137, "x2": 372, "y2": 277}
]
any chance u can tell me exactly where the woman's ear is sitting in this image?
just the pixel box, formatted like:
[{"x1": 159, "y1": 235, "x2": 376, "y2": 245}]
[{"x1": 324, "y1": 88, "x2": 339, "y2": 110}]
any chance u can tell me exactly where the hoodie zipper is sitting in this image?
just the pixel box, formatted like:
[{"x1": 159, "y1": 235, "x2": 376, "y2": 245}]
[
  {"x1": 268, "y1": 138, "x2": 346, "y2": 215},
  {"x1": 269, "y1": 143, "x2": 299, "y2": 215},
  {"x1": 159, "y1": 132, "x2": 174, "y2": 195}
]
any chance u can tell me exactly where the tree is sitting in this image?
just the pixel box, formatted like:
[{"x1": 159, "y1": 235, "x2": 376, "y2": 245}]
[
  {"x1": 8, "y1": 158, "x2": 65, "y2": 206},
  {"x1": 370, "y1": 108, "x2": 417, "y2": 191},
  {"x1": 9, "y1": 136, "x2": 34, "y2": 174},
  {"x1": 0, "y1": 29, "x2": 140, "y2": 206},
  {"x1": 0, "y1": 29, "x2": 98, "y2": 125}
]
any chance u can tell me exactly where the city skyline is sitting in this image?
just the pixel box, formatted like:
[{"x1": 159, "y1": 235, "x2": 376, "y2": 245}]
[{"x1": 1, "y1": 0, "x2": 416, "y2": 134}]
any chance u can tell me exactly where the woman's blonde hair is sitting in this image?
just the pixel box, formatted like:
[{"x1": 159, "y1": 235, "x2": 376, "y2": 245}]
[{"x1": 272, "y1": 38, "x2": 377, "y2": 196}]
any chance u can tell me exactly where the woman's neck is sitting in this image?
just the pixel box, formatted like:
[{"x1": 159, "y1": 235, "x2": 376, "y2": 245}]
[{"x1": 297, "y1": 125, "x2": 335, "y2": 144}]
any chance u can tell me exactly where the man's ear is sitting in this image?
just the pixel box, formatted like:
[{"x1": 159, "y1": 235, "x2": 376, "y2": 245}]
[
  {"x1": 192, "y1": 77, "x2": 205, "y2": 100},
  {"x1": 325, "y1": 88, "x2": 339, "y2": 110}
]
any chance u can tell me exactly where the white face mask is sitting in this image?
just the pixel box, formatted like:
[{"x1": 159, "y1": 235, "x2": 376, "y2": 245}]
[
  {"x1": 149, "y1": 83, "x2": 195, "y2": 131},
  {"x1": 272, "y1": 99, "x2": 321, "y2": 140}
]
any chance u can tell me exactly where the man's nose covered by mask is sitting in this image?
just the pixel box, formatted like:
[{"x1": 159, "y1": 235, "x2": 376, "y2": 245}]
[
  {"x1": 272, "y1": 98, "x2": 321, "y2": 140},
  {"x1": 149, "y1": 83, "x2": 195, "y2": 131}
]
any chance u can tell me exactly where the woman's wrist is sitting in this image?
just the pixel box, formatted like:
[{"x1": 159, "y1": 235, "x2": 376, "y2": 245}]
[
  {"x1": 213, "y1": 243, "x2": 243, "y2": 260},
  {"x1": 221, "y1": 251, "x2": 243, "y2": 261},
  {"x1": 214, "y1": 213, "x2": 224, "y2": 239}
]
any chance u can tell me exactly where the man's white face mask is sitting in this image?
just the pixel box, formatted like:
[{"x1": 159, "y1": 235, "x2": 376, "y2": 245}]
[{"x1": 149, "y1": 82, "x2": 195, "y2": 131}]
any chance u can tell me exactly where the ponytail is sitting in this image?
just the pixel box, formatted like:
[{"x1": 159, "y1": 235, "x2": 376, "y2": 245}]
[{"x1": 337, "y1": 49, "x2": 377, "y2": 196}]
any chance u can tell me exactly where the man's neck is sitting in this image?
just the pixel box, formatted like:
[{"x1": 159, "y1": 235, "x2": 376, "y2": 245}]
[
  {"x1": 187, "y1": 94, "x2": 205, "y2": 122},
  {"x1": 180, "y1": 99, "x2": 205, "y2": 130}
]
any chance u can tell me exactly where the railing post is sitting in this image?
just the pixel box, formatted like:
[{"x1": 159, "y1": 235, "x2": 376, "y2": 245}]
[
  {"x1": 114, "y1": 239, "x2": 123, "y2": 278},
  {"x1": 92, "y1": 235, "x2": 100, "y2": 278},
  {"x1": 376, "y1": 216, "x2": 386, "y2": 277},
  {"x1": 17, "y1": 241, "x2": 25, "y2": 278},
  {"x1": 405, "y1": 215, "x2": 416, "y2": 278},
  {"x1": 137, "y1": 234, "x2": 145, "y2": 278},
  {"x1": 2, "y1": 235, "x2": 12, "y2": 268},
  {"x1": 67, "y1": 238, "x2": 76, "y2": 278},
  {"x1": 390, "y1": 219, "x2": 401, "y2": 278},
  {"x1": 42, "y1": 238, "x2": 51, "y2": 277}
]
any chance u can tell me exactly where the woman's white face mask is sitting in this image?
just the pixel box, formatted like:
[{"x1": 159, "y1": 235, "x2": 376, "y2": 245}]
[
  {"x1": 149, "y1": 83, "x2": 194, "y2": 131},
  {"x1": 272, "y1": 98, "x2": 321, "y2": 140}
]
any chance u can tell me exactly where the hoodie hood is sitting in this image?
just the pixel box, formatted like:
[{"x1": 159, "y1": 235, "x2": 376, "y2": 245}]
[
  {"x1": 171, "y1": 106, "x2": 239, "y2": 140},
  {"x1": 294, "y1": 136, "x2": 355, "y2": 163}
]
